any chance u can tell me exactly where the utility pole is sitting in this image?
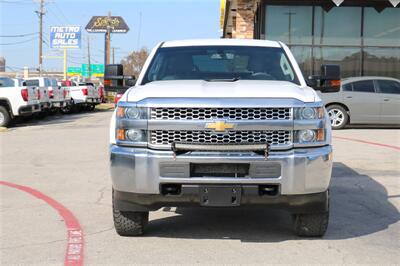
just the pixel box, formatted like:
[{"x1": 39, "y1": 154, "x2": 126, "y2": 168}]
[
  {"x1": 104, "y1": 11, "x2": 111, "y2": 65},
  {"x1": 112, "y1": 47, "x2": 115, "y2": 64},
  {"x1": 36, "y1": 0, "x2": 45, "y2": 76},
  {"x1": 112, "y1": 47, "x2": 120, "y2": 64},
  {"x1": 87, "y1": 36, "x2": 91, "y2": 79}
]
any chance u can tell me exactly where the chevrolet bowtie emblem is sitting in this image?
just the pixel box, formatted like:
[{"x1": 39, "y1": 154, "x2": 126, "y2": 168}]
[{"x1": 205, "y1": 121, "x2": 235, "y2": 132}]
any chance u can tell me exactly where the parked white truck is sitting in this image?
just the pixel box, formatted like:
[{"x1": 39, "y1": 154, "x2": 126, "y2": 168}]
[
  {"x1": 0, "y1": 77, "x2": 40, "y2": 127},
  {"x1": 60, "y1": 80, "x2": 98, "y2": 112},
  {"x1": 23, "y1": 77, "x2": 68, "y2": 110},
  {"x1": 23, "y1": 77, "x2": 51, "y2": 112},
  {"x1": 108, "y1": 39, "x2": 340, "y2": 237}
]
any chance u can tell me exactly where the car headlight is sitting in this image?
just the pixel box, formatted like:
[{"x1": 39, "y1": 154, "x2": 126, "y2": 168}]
[{"x1": 295, "y1": 107, "x2": 324, "y2": 120}]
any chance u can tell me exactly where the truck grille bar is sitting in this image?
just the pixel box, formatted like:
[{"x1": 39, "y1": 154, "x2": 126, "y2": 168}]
[
  {"x1": 150, "y1": 107, "x2": 292, "y2": 120},
  {"x1": 150, "y1": 130, "x2": 291, "y2": 146}
]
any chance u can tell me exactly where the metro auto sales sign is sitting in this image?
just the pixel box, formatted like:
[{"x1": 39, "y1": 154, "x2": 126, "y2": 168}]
[{"x1": 50, "y1": 26, "x2": 81, "y2": 49}]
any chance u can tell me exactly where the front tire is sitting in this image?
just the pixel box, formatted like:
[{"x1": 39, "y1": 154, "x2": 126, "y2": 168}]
[
  {"x1": 327, "y1": 105, "x2": 348, "y2": 129},
  {"x1": 293, "y1": 210, "x2": 329, "y2": 237},
  {"x1": 0, "y1": 106, "x2": 11, "y2": 127},
  {"x1": 112, "y1": 190, "x2": 149, "y2": 236}
]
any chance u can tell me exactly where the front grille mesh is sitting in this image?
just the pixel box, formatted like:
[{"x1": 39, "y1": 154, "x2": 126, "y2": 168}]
[
  {"x1": 150, "y1": 108, "x2": 291, "y2": 120},
  {"x1": 150, "y1": 130, "x2": 291, "y2": 146}
]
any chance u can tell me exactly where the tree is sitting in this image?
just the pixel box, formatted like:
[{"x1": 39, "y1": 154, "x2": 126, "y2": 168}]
[{"x1": 120, "y1": 47, "x2": 149, "y2": 77}]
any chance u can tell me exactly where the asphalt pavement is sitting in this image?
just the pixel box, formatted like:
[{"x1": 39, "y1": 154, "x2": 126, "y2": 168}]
[{"x1": 1, "y1": 110, "x2": 399, "y2": 264}]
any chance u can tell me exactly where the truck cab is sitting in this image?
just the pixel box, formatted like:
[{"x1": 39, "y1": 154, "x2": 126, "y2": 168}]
[{"x1": 108, "y1": 39, "x2": 340, "y2": 237}]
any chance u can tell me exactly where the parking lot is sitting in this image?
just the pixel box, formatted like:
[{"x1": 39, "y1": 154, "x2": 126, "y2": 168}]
[{"x1": 0, "y1": 110, "x2": 399, "y2": 264}]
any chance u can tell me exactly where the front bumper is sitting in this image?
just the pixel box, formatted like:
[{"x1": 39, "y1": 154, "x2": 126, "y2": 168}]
[{"x1": 110, "y1": 145, "x2": 333, "y2": 196}]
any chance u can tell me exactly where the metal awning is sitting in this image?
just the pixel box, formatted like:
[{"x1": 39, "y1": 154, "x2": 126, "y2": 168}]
[{"x1": 332, "y1": 0, "x2": 399, "y2": 7}]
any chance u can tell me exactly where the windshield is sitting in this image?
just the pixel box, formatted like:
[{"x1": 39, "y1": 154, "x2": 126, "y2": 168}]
[{"x1": 143, "y1": 46, "x2": 299, "y2": 85}]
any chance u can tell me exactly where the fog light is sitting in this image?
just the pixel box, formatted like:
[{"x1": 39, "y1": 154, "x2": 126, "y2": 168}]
[
  {"x1": 298, "y1": 129, "x2": 316, "y2": 143},
  {"x1": 125, "y1": 129, "x2": 143, "y2": 142}
]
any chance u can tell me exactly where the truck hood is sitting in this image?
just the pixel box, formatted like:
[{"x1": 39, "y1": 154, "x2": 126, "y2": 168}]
[{"x1": 127, "y1": 80, "x2": 317, "y2": 103}]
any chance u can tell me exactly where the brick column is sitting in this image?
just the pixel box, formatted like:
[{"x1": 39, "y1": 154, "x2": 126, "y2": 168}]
[{"x1": 233, "y1": 0, "x2": 257, "y2": 39}]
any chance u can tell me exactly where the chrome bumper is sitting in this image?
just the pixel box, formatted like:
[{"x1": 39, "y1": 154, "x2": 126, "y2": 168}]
[{"x1": 110, "y1": 145, "x2": 333, "y2": 195}]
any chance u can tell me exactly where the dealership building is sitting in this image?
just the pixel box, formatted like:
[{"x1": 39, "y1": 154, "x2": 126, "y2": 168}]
[{"x1": 221, "y1": 0, "x2": 400, "y2": 78}]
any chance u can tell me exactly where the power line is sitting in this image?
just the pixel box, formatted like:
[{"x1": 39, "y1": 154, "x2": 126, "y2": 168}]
[
  {"x1": 0, "y1": 32, "x2": 38, "y2": 37},
  {"x1": 52, "y1": 1, "x2": 71, "y2": 24},
  {"x1": 0, "y1": 0, "x2": 34, "y2": 4},
  {"x1": 0, "y1": 36, "x2": 37, "y2": 45}
]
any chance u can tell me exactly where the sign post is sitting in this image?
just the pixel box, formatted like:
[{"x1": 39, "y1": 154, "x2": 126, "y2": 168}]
[
  {"x1": 50, "y1": 25, "x2": 82, "y2": 80},
  {"x1": 85, "y1": 14, "x2": 129, "y2": 66}
]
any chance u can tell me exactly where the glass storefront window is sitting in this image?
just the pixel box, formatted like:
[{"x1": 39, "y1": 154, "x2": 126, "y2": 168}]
[
  {"x1": 290, "y1": 46, "x2": 313, "y2": 77},
  {"x1": 313, "y1": 47, "x2": 361, "y2": 78},
  {"x1": 265, "y1": 6, "x2": 312, "y2": 45},
  {"x1": 364, "y1": 7, "x2": 400, "y2": 47},
  {"x1": 314, "y1": 7, "x2": 361, "y2": 45},
  {"x1": 363, "y1": 48, "x2": 400, "y2": 78}
]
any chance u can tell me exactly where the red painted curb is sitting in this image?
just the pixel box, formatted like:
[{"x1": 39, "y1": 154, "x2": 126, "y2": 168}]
[
  {"x1": 0, "y1": 181, "x2": 84, "y2": 266},
  {"x1": 333, "y1": 136, "x2": 400, "y2": 151}
]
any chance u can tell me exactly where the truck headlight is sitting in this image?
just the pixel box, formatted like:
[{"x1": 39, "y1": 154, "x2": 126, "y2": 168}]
[
  {"x1": 298, "y1": 129, "x2": 316, "y2": 142},
  {"x1": 116, "y1": 129, "x2": 147, "y2": 142},
  {"x1": 126, "y1": 108, "x2": 141, "y2": 119},
  {"x1": 295, "y1": 129, "x2": 325, "y2": 143},
  {"x1": 117, "y1": 107, "x2": 147, "y2": 119},
  {"x1": 295, "y1": 107, "x2": 324, "y2": 120},
  {"x1": 126, "y1": 129, "x2": 144, "y2": 142}
]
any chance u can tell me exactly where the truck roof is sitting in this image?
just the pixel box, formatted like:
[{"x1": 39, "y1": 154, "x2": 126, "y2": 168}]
[{"x1": 161, "y1": 38, "x2": 281, "y2": 48}]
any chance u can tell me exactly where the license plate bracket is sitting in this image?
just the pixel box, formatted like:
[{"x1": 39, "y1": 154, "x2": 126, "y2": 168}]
[{"x1": 199, "y1": 185, "x2": 241, "y2": 207}]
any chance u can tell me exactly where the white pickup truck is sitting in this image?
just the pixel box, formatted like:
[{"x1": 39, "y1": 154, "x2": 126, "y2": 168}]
[
  {"x1": 108, "y1": 39, "x2": 341, "y2": 237},
  {"x1": 60, "y1": 81, "x2": 98, "y2": 112},
  {"x1": 23, "y1": 77, "x2": 68, "y2": 110},
  {"x1": 0, "y1": 77, "x2": 40, "y2": 127},
  {"x1": 23, "y1": 77, "x2": 51, "y2": 112}
]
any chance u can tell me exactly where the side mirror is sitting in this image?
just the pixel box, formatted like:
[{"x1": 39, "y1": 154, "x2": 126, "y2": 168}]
[
  {"x1": 308, "y1": 64, "x2": 341, "y2": 93},
  {"x1": 125, "y1": 77, "x2": 136, "y2": 87}
]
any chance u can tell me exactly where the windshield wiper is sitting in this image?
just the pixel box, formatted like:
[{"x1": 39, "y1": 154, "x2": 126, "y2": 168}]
[{"x1": 204, "y1": 77, "x2": 240, "y2": 82}]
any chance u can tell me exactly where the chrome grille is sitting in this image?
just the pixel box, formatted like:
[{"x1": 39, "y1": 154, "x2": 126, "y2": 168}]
[
  {"x1": 150, "y1": 108, "x2": 291, "y2": 120},
  {"x1": 150, "y1": 130, "x2": 291, "y2": 146}
]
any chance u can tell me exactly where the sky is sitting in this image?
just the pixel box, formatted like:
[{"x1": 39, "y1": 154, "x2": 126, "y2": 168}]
[{"x1": 0, "y1": 0, "x2": 221, "y2": 72}]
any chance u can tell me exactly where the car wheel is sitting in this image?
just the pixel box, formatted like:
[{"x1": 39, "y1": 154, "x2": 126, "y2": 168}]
[
  {"x1": 112, "y1": 190, "x2": 148, "y2": 236},
  {"x1": 0, "y1": 106, "x2": 11, "y2": 127},
  {"x1": 327, "y1": 105, "x2": 348, "y2": 129}
]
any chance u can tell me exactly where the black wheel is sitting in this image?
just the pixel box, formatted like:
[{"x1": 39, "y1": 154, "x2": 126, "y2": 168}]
[
  {"x1": 0, "y1": 106, "x2": 11, "y2": 127},
  {"x1": 326, "y1": 104, "x2": 349, "y2": 129},
  {"x1": 293, "y1": 212, "x2": 329, "y2": 237},
  {"x1": 87, "y1": 104, "x2": 96, "y2": 111},
  {"x1": 112, "y1": 190, "x2": 148, "y2": 236},
  {"x1": 61, "y1": 99, "x2": 76, "y2": 114}
]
